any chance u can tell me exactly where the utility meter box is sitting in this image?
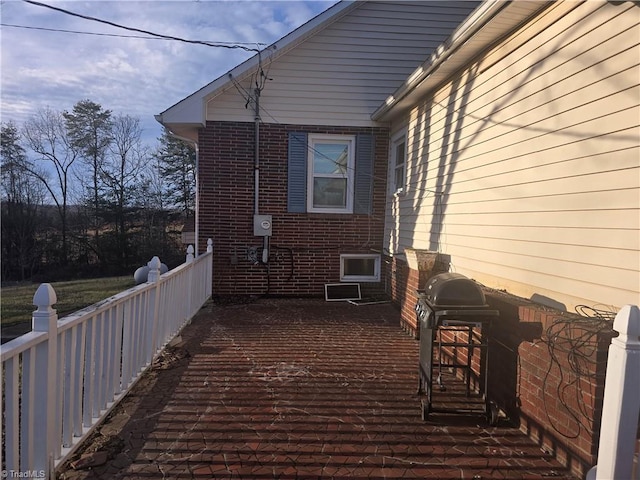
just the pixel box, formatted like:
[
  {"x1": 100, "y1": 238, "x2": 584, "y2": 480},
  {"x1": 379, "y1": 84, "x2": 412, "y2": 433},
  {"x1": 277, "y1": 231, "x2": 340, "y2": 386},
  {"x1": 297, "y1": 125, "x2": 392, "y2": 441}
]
[{"x1": 253, "y1": 214, "x2": 273, "y2": 236}]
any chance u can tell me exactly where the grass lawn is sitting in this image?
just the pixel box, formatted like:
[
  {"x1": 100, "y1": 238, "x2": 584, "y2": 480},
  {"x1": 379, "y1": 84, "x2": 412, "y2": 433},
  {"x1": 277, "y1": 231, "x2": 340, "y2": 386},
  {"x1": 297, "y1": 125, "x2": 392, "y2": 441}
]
[{"x1": 1, "y1": 276, "x2": 136, "y2": 327}]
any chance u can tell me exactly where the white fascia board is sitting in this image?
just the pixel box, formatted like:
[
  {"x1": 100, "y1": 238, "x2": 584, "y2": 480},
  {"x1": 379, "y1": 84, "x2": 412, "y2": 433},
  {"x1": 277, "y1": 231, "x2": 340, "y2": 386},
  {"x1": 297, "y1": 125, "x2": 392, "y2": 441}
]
[
  {"x1": 157, "y1": 0, "x2": 357, "y2": 127},
  {"x1": 372, "y1": 0, "x2": 550, "y2": 122}
]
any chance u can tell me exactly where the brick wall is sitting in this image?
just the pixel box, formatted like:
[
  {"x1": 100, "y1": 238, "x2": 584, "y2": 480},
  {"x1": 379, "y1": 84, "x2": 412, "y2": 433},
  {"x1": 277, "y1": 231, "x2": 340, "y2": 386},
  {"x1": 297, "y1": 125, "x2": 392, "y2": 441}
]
[
  {"x1": 485, "y1": 292, "x2": 614, "y2": 478},
  {"x1": 385, "y1": 263, "x2": 615, "y2": 478},
  {"x1": 198, "y1": 121, "x2": 389, "y2": 297}
]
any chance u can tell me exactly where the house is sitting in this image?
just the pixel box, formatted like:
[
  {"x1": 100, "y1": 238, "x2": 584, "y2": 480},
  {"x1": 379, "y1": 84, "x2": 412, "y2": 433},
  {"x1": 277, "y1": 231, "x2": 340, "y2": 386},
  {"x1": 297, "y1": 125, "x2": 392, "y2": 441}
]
[
  {"x1": 156, "y1": 0, "x2": 480, "y2": 297},
  {"x1": 157, "y1": 0, "x2": 639, "y2": 476},
  {"x1": 180, "y1": 216, "x2": 195, "y2": 245}
]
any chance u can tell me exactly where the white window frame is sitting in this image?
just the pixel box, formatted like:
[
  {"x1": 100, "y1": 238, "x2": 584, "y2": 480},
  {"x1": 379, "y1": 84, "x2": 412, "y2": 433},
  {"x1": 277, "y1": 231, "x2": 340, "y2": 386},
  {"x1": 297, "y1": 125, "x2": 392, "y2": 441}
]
[
  {"x1": 340, "y1": 254, "x2": 381, "y2": 282},
  {"x1": 307, "y1": 134, "x2": 355, "y2": 214},
  {"x1": 390, "y1": 130, "x2": 407, "y2": 196}
]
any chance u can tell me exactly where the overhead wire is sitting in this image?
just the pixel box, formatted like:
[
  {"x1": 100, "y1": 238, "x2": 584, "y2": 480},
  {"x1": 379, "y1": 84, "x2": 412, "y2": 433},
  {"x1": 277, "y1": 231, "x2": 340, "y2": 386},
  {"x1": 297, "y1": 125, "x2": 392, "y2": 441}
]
[
  {"x1": 1, "y1": 23, "x2": 267, "y2": 47},
  {"x1": 22, "y1": 0, "x2": 261, "y2": 52}
]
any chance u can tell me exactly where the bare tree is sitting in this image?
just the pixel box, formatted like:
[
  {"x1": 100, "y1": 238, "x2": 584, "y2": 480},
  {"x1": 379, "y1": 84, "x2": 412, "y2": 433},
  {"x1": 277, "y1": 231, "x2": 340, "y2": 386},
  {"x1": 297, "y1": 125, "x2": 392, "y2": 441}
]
[
  {"x1": 101, "y1": 113, "x2": 147, "y2": 268},
  {"x1": 22, "y1": 107, "x2": 81, "y2": 264}
]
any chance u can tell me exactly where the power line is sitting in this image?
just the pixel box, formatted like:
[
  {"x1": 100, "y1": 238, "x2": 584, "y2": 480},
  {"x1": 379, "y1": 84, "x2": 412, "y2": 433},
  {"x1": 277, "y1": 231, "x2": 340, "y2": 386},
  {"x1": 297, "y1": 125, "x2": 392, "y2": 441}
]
[
  {"x1": 22, "y1": 0, "x2": 261, "y2": 52},
  {"x1": 1, "y1": 22, "x2": 266, "y2": 47}
]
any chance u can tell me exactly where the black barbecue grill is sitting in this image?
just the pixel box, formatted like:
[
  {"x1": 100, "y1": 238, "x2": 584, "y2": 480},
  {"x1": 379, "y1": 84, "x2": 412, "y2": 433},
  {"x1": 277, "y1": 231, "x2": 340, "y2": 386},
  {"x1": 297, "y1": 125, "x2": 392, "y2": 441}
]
[{"x1": 415, "y1": 272, "x2": 499, "y2": 424}]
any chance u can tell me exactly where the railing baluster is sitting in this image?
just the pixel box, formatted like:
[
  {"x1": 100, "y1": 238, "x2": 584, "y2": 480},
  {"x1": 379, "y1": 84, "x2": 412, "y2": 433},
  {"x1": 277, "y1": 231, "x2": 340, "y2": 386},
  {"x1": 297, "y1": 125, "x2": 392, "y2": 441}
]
[
  {"x1": 121, "y1": 297, "x2": 132, "y2": 389},
  {"x1": 83, "y1": 317, "x2": 94, "y2": 427},
  {"x1": 104, "y1": 308, "x2": 114, "y2": 403},
  {"x1": 93, "y1": 311, "x2": 104, "y2": 415},
  {"x1": 20, "y1": 346, "x2": 36, "y2": 471},
  {"x1": 113, "y1": 302, "x2": 124, "y2": 395},
  {"x1": 5, "y1": 356, "x2": 20, "y2": 471},
  {"x1": 62, "y1": 328, "x2": 75, "y2": 447},
  {"x1": 73, "y1": 323, "x2": 86, "y2": 437},
  {"x1": 55, "y1": 330, "x2": 64, "y2": 460}
]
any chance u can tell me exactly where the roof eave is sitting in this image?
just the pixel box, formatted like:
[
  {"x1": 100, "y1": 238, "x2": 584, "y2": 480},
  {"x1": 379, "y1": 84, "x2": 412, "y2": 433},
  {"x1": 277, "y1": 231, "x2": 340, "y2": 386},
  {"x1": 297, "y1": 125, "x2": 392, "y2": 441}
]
[
  {"x1": 157, "y1": 0, "x2": 358, "y2": 125},
  {"x1": 372, "y1": 0, "x2": 551, "y2": 123}
]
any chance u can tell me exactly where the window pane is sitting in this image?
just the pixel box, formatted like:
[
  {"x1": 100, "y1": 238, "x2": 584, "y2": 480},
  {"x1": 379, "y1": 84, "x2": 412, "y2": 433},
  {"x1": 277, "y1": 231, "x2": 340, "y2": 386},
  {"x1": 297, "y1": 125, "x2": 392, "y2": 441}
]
[
  {"x1": 344, "y1": 257, "x2": 376, "y2": 277},
  {"x1": 395, "y1": 165, "x2": 405, "y2": 190},
  {"x1": 395, "y1": 142, "x2": 405, "y2": 168},
  {"x1": 313, "y1": 143, "x2": 348, "y2": 174},
  {"x1": 313, "y1": 178, "x2": 347, "y2": 207}
]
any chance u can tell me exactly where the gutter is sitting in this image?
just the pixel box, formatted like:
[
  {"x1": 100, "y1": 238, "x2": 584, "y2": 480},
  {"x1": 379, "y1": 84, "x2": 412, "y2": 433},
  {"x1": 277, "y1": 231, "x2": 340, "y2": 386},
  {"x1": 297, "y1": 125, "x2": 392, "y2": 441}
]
[{"x1": 371, "y1": 0, "x2": 510, "y2": 122}]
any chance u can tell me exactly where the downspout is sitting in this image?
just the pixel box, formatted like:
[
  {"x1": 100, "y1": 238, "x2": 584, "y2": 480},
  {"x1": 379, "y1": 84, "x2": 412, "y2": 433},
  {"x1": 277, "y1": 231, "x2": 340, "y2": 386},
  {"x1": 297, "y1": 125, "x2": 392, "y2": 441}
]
[{"x1": 166, "y1": 131, "x2": 200, "y2": 257}]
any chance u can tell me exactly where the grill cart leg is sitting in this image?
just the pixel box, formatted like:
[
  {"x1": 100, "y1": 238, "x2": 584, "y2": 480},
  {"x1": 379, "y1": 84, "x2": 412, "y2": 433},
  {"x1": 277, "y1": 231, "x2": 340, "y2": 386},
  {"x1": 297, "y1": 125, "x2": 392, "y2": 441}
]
[
  {"x1": 436, "y1": 328, "x2": 446, "y2": 391},
  {"x1": 421, "y1": 398, "x2": 430, "y2": 421},
  {"x1": 486, "y1": 400, "x2": 499, "y2": 426}
]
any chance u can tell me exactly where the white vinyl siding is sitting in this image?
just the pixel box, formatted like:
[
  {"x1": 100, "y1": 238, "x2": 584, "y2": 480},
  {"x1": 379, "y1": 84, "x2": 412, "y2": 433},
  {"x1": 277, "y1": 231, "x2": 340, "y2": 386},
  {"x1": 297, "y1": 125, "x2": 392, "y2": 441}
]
[
  {"x1": 385, "y1": 1, "x2": 640, "y2": 310},
  {"x1": 207, "y1": 1, "x2": 479, "y2": 126}
]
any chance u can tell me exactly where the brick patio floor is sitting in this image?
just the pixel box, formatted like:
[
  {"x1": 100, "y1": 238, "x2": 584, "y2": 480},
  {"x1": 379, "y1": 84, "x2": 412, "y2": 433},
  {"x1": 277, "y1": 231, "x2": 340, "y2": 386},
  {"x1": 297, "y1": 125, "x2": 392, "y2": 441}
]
[{"x1": 58, "y1": 298, "x2": 576, "y2": 479}]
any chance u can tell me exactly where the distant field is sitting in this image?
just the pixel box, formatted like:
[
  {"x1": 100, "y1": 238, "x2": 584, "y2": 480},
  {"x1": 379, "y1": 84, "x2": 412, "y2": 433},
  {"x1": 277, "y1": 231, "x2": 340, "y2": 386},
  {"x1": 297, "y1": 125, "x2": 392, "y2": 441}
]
[{"x1": 1, "y1": 276, "x2": 136, "y2": 326}]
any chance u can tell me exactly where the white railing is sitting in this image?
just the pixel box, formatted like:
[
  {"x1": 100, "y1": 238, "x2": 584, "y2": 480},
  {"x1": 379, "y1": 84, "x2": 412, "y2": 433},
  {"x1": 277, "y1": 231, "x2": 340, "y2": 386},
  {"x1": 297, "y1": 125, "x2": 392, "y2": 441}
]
[
  {"x1": 1, "y1": 240, "x2": 213, "y2": 479},
  {"x1": 588, "y1": 304, "x2": 640, "y2": 480}
]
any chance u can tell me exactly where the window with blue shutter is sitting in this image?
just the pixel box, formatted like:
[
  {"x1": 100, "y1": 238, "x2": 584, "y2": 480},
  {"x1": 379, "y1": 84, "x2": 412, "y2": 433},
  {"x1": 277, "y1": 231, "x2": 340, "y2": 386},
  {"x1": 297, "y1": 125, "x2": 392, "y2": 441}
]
[
  {"x1": 354, "y1": 133, "x2": 373, "y2": 214},
  {"x1": 287, "y1": 131, "x2": 374, "y2": 214},
  {"x1": 287, "y1": 132, "x2": 307, "y2": 213}
]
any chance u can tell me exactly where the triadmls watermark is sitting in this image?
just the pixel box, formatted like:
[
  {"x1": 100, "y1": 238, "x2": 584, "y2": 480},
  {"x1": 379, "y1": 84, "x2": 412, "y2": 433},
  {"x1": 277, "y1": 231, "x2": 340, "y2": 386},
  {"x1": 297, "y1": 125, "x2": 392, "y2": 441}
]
[{"x1": 1, "y1": 471, "x2": 46, "y2": 479}]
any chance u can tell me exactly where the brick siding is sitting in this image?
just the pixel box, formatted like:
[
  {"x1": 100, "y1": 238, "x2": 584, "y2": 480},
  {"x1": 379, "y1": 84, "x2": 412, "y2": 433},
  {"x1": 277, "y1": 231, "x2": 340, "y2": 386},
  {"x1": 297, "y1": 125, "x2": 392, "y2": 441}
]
[
  {"x1": 485, "y1": 292, "x2": 614, "y2": 478},
  {"x1": 385, "y1": 259, "x2": 614, "y2": 479},
  {"x1": 198, "y1": 121, "x2": 389, "y2": 297}
]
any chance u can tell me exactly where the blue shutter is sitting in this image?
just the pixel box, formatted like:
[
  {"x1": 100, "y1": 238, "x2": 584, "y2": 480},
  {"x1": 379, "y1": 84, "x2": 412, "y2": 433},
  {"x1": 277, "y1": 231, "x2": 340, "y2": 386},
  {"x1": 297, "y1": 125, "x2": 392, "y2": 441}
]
[
  {"x1": 354, "y1": 133, "x2": 374, "y2": 214},
  {"x1": 288, "y1": 132, "x2": 307, "y2": 213}
]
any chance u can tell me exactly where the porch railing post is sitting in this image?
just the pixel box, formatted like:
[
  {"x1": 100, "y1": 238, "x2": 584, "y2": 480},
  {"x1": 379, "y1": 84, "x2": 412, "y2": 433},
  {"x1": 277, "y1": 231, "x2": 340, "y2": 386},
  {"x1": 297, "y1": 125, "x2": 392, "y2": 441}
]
[
  {"x1": 147, "y1": 256, "x2": 162, "y2": 361},
  {"x1": 32, "y1": 283, "x2": 58, "y2": 478},
  {"x1": 594, "y1": 304, "x2": 640, "y2": 480}
]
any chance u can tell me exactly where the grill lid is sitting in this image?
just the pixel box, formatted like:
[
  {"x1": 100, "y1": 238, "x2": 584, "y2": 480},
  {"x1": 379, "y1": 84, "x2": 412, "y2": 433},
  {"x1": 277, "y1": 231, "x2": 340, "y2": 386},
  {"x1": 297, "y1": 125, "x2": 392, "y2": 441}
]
[{"x1": 419, "y1": 272, "x2": 486, "y2": 307}]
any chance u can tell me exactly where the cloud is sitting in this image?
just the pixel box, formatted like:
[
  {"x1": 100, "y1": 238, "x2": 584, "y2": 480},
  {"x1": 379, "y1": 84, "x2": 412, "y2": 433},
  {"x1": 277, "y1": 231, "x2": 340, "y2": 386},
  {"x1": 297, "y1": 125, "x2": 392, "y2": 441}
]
[{"x1": 1, "y1": 0, "x2": 336, "y2": 147}]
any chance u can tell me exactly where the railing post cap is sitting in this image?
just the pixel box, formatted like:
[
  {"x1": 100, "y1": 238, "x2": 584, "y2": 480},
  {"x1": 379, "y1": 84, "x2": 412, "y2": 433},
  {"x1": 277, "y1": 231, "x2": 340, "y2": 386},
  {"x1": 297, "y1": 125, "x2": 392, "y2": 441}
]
[
  {"x1": 187, "y1": 245, "x2": 195, "y2": 255},
  {"x1": 613, "y1": 304, "x2": 640, "y2": 338},
  {"x1": 148, "y1": 256, "x2": 162, "y2": 270},
  {"x1": 33, "y1": 283, "x2": 57, "y2": 309}
]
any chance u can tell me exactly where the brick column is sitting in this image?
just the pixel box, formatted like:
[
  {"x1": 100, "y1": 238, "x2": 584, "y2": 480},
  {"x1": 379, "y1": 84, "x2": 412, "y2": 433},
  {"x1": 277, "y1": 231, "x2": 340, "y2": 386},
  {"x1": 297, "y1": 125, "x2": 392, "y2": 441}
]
[{"x1": 394, "y1": 249, "x2": 450, "y2": 338}]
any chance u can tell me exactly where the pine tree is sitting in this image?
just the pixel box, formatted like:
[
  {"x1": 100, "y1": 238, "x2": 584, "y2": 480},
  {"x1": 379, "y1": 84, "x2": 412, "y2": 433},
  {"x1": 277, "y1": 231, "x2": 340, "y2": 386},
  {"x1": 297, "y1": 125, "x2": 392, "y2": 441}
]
[
  {"x1": 154, "y1": 127, "x2": 196, "y2": 218},
  {"x1": 63, "y1": 100, "x2": 113, "y2": 252},
  {"x1": 1, "y1": 121, "x2": 46, "y2": 280}
]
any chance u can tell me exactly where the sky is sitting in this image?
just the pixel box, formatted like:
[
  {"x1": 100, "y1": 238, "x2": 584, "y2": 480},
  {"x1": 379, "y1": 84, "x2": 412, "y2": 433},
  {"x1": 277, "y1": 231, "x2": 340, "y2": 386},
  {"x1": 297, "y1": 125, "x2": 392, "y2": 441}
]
[{"x1": 1, "y1": 0, "x2": 336, "y2": 149}]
